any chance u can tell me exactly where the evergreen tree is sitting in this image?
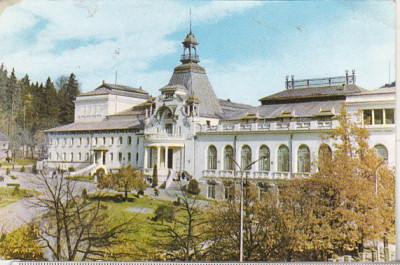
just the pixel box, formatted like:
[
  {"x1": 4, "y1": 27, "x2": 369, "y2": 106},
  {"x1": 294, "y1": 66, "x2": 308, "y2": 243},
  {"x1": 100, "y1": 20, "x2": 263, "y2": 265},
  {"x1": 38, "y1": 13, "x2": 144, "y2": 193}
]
[{"x1": 57, "y1": 73, "x2": 80, "y2": 124}]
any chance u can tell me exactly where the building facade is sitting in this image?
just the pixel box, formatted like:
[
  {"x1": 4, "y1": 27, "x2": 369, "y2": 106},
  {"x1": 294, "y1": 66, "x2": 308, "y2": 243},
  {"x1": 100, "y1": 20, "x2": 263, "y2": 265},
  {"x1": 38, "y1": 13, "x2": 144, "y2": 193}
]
[{"x1": 45, "y1": 31, "x2": 395, "y2": 198}]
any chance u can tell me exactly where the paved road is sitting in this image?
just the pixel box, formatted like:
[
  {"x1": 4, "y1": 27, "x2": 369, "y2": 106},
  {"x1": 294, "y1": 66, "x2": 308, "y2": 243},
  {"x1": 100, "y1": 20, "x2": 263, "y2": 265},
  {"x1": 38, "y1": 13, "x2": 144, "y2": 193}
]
[{"x1": 0, "y1": 198, "x2": 39, "y2": 233}]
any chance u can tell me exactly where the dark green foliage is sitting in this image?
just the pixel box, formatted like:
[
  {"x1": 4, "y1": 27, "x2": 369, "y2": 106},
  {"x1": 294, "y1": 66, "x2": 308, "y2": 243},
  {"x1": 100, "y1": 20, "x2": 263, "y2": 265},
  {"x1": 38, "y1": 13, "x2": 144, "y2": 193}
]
[
  {"x1": 152, "y1": 204, "x2": 174, "y2": 223},
  {"x1": 81, "y1": 188, "x2": 88, "y2": 199},
  {"x1": 12, "y1": 185, "x2": 20, "y2": 196},
  {"x1": 20, "y1": 166, "x2": 25, "y2": 172},
  {"x1": 187, "y1": 179, "x2": 200, "y2": 195},
  {"x1": 0, "y1": 65, "x2": 80, "y2": 159},
  {"x1": 31, "y1": 163, "x2": 37, "y2": 174},
  {"x1": 68, "y1": 166, "x2": 76, "y2": 172},
  {"x1": 6, "y1": 168, "x2": 10, "y2": 175},
  {"x1": 151, "y1": 164, "x2": 158, "y2": 188}
]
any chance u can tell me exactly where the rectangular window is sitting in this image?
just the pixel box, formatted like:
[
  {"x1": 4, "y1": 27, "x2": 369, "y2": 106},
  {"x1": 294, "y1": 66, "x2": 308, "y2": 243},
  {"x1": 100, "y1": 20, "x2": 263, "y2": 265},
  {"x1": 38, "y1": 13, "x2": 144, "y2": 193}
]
[
  {"x1": 374, "y1": 109, "x2": 383, "y2": 125},
  {"x1": 103, "y1": 137, "x2": 106, "y2": 145},
  {"x1": 128, "y1": 152, "x2": 131, "y2": 162},
  {"x1": 111, "y1": 137, "x2": 114, "y2": 145},
  {"x1": 87, "y1": 137, "x2": 90, "y2": 145},
  {"x1": 385, "y1": 109, "x2": 395, "y2": 124},
  {"x1": 94, "y1": 138, "x2": 98, "y2": 145},
  {"x1": 128, "y1": 136, "x2": 132, "y2": 145},
  {"x1": 71, "y1": 138, "x2": 74, "y2": 146},
  {"x1": 363, "y1": 110, "x2": 372, "y2": 125},
  {"x1": 136, "y1": 152, "x2": 139, "y2": 162},
  {"x1": 110, "y1": 152, "x2": 114, "y2": 161},
  {"x1": 119, "y1": 152, "x2": 122, "y2": 161},
  {"x1": 64, "y1": 138, "x2": 67, "y2": 146},
  {"x1": 119, "y1": 136, "x2": 123, "y2": 145},
  {"x1": 79, "y1": 138, "x2": 82, "y2": 146},
  {"x1": 85, "y1": 153, "x2": 89, "y2": 161},
  {"x1": 208, "y1": 184, "x2": 216, "y2": 199},
  {"x1": 137, "y1": 138, "x2": 140, "y2": 145},
  {"x1": 63, "y1": 153, "x2": 66, "y2": 160},
  {"x1": 70, "y1": 152, "x2": 73, "y2": 162},
  {"x1": 78, "y1": 153, "x2": 82, "y2": 161}
]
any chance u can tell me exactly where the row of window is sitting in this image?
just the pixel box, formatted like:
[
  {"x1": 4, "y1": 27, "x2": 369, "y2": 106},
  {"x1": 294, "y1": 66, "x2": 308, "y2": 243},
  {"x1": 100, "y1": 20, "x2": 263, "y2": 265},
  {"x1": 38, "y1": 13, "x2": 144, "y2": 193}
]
[
  {"x1": 207, "y1": 143, "x2": 389, "y2": 173},
  {"x1": 363, "y1": 108, "x2": 394, "y2": 125},
  {"x1": 50, "y1": 151, "x2": 138, "y2": 163},
  {"x1": 54, "y1": 136, "x2": 137, "y2": 147}
]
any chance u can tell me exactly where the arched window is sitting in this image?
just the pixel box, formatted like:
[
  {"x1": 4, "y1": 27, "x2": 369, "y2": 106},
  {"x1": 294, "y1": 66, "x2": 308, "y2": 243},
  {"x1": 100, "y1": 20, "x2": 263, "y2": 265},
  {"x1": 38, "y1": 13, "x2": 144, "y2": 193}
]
[
  {"x1": 224, "y1": 145, "x2": 234, "y2": 170},
  {"x1": 278, "y1": 145, "x2": 289, "y2": 172},
  {"x1": 207, "y1": 145, "x2": 217, "y2": 170},
  {"x1": 241, "y1": 145, "x2": 252, "y2": 170},
  {"x1": 258, "y1": 145, "x2": 270, "y2": 172},
  {"x1": 374, "y1": 144, "x2": 388, "y2": 161},
  {"x1": 298, "y1": 145, "x2": 310, "y2": 173},
  {"x1": 318, "y1": 144, "x2": 332, "y2": 169}
]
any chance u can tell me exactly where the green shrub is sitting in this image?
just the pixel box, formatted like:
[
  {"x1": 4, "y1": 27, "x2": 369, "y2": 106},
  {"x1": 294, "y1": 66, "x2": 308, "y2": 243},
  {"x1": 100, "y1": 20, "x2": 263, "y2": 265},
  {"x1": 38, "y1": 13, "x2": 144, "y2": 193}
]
[
  {"x1": 82, "y1": 188, "x2": 88, "y2": 199},
  {"x1": 6, "y1": 168, "x2": 10, "y2": 175},
  {"x1": 10, "y1": 175, "x2": 17, "y2": 180},
  {"x1": 20, "y1": 166, "x2": 25, "y2": 172},
  {"x1": 68, "y1": 166, "x2": 76, "y2": 172},
  {"x1": 12, "y1": 185, "x2": 20, "y2": 196},
  {"x1": 187, "y1": 179, "x2": 200, "y2": 195},
  {"x1": 151, "y1": 165, "x2": 158, "y2": 188},
  {"x1": 152, "y1": 204, "x2": 174, "y2": 223},
  {"x1": 32, "y1": 164, "x2": 38, "y2": 174},
  {"x1": 159, "y1": 181, "x2": 166, "y2": 189}
]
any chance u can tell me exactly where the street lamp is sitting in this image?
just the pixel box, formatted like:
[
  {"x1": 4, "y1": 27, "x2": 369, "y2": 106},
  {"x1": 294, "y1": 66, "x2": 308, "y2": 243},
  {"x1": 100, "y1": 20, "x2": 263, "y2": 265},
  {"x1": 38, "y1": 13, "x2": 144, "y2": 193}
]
[{"x1": 228, "y1": 154, "x2": 267, "y2": 262}]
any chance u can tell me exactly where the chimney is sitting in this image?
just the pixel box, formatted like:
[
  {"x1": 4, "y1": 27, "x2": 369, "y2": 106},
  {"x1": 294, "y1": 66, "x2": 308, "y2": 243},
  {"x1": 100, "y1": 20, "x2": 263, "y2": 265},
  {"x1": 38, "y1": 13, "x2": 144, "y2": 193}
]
[
  {"x1": 291, "y1": 75, "x2": 295, "y2": 89},
  {"x1": 286, "y1": 75, "x2": 289, "y2": 90}
]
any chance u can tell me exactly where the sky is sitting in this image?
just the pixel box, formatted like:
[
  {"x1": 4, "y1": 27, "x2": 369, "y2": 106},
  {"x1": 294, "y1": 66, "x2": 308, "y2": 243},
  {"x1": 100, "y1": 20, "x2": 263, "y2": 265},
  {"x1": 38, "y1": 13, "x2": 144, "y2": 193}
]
[{"x1": 0, "y1": 0, "x2": 395, "y2": 105}]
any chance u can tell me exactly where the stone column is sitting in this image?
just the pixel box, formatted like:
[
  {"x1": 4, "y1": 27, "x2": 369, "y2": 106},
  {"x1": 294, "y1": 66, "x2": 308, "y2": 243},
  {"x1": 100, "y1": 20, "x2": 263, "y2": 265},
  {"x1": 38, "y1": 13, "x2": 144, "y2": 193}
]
[
  {"x1": 157, "y1": 147, "x2": 161, "y2": 169},
  {"x1": 165, "y1": 147, "x2": 169, "y2": 169},
  {"x1": 144, "y1": 147, "x2": 148, "y2": 169}
]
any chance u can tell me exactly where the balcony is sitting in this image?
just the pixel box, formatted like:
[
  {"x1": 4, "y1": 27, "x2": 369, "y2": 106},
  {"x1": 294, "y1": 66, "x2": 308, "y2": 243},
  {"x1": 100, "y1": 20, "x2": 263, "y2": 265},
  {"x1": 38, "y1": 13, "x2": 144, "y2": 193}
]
[
  {"x1": 198, "y1": 120, "x2": 339, "y2": 133},
  {"x1": 202, "y1": 169, "x2": 310, "y2": 180}
]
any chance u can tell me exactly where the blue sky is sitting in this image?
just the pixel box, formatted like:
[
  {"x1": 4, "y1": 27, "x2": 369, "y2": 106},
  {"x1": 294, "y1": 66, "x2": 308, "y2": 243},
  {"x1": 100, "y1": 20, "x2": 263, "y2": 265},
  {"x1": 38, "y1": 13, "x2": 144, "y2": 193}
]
[{"x1": 0, "y1": 0, "x2": 395, "y2": 105}]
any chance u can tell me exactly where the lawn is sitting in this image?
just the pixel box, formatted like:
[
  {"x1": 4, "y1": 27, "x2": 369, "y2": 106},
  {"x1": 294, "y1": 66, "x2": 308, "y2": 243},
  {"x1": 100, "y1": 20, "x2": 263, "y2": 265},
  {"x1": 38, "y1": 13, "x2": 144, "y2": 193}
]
[
  {"x1": 0, "y1": 187, "x2": 35, "y2": 208},
  {"x1": 91, "y1": 193, "x2": 180, "y2": 260},
  {"x1": 65, "y1": 175, "x2": 94, "y2": 182},
  {"x1": 0, "y1": 158, "x2": 37, "y2": 167}
]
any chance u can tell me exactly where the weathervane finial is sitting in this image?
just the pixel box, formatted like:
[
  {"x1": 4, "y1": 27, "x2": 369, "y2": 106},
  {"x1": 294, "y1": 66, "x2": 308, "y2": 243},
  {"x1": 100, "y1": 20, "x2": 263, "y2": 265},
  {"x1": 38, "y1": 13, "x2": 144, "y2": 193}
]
[{"x1": 190, "y1": 7, "x2": 192, "y2": 33}]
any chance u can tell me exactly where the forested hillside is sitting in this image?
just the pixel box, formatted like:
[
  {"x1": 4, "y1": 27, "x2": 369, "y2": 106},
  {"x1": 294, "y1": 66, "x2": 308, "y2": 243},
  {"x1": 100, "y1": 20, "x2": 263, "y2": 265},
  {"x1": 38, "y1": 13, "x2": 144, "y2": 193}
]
[{"x1": 0, "y1": 64, "x2": 80, "y2": 159}]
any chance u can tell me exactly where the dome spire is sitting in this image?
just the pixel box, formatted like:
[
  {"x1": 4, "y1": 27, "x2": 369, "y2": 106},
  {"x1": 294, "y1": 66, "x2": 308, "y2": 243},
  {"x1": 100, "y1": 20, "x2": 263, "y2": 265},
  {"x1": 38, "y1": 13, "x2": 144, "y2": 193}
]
[{"x1": 181, "y1": 8, "x2": 199, "y2": 64}]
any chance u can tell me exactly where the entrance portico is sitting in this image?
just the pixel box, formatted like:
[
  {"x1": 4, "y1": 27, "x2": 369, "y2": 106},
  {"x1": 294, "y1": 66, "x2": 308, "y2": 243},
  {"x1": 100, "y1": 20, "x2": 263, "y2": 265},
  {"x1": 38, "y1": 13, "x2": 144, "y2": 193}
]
[
  {"x1": 143, "y1": 144, "x2": 183, "y2": 179},
  {"x1": 91, "y1": 146, "x2": 108, "y2": 165}
]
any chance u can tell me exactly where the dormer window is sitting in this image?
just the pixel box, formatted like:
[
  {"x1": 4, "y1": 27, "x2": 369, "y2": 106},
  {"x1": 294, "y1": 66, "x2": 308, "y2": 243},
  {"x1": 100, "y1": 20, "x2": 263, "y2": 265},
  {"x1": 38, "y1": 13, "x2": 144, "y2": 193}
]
[{"x1": 165, "y1": 92, "x2": 174, "y2": 99}]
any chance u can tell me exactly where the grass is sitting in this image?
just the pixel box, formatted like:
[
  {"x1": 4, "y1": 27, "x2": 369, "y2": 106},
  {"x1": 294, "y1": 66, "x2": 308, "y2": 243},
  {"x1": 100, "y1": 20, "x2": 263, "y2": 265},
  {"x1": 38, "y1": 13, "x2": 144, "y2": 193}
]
[
  {"x1": 65, "y1": 175, "x2": 94, "y2": 182},
  {"x1": 89, "y1": 193, "x2": 177, "y2": 260},
  {"x1": 0, "y1": 158, "x2": 37, "y2": 167},
  {"x1": 0, "y1": 187, "x2": 35, "y2": 209}
]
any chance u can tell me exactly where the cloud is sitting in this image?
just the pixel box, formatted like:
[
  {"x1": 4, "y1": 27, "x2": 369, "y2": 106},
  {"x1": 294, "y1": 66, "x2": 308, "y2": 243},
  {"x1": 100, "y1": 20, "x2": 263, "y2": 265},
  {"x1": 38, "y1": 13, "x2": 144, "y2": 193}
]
[{"x1": 0, "y1": 0, "x2": 262, "y2": 91}]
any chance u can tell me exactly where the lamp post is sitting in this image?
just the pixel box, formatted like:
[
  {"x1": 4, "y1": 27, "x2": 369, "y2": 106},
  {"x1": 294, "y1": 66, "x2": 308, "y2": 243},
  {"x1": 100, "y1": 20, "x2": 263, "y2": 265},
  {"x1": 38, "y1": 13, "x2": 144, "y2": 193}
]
[
  {"x1": 374, "y1": 159, "x2": 385, "y2": 261},
  {"x1": 228, "y1": 154, "x2": 267, "y2": 262}
]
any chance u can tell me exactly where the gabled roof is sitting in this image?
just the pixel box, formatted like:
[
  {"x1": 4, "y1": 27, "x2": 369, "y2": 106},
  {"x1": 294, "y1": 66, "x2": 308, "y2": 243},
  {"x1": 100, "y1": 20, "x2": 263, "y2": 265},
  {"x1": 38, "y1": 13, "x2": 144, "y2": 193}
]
[
  {"x1": 79, "y1": 82, "x2": 150, "y2": 99},
  {"x1": 259, "y1": 84, "x2": 366, "y2": 104}
]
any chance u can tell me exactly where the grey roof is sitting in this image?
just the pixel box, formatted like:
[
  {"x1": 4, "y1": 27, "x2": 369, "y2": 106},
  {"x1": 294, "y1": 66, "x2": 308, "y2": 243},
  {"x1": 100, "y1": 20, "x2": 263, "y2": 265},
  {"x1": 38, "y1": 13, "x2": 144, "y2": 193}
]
[
  {"x1": 45, "y1": 119, "x2": 143, "y2": 133},
  {"x1": 352, "y1": 86, "x2": 395, "y2": 95},
  {"x1": 260, "y1": 84, "x2": 366, "y2": 104},
  {"x1": 219, "y1": 99, "x2": 254, "y2": 119},
  {"x1": 225, "y1": 100, "x2": 343, "y2": 121},
  {"x1": 167, "y1": 63, "x2": 222, "y2": 118},
  {"x1": 79, "y1": 83, "x2": 150, "y2": 99}
]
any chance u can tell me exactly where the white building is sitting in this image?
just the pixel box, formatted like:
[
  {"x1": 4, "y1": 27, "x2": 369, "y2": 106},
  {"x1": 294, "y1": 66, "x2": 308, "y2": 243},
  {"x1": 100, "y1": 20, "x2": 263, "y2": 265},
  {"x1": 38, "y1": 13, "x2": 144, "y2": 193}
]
[{"x1": 45, "y1": 31, "x2": 395, "y2": 199}]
